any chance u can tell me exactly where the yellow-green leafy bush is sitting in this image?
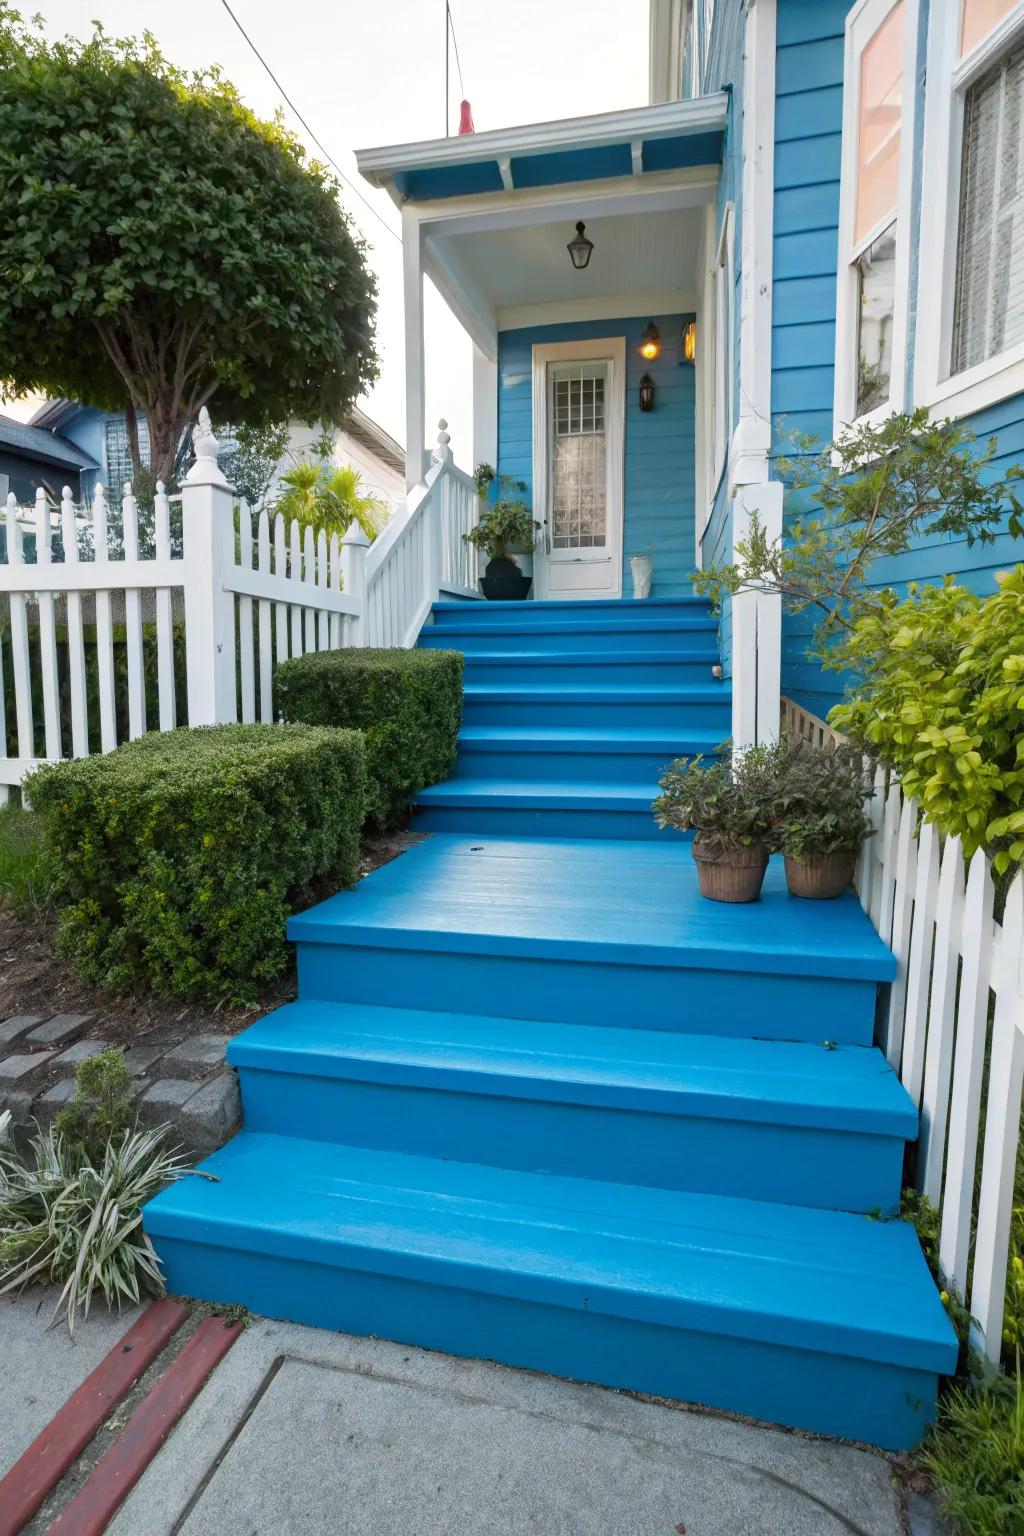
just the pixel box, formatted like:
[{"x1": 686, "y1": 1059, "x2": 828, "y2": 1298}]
[
  {"x1": 29, "y1": 724, "x2": 366, "y2": 1003},
  {"x1": 275, "y1": 648, "x2": 463, "y2": 831},
  {"x1": 831, "y1": 568, "x2": 1024, "y2": 868}
]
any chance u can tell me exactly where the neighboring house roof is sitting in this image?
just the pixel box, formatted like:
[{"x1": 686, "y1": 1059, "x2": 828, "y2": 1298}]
[
  {"x1": 344, "y1": 407, "x2": 404, "y2": 478},
  {"x1": 0, "y1": 411, "x2": 98, "y2": 471}
]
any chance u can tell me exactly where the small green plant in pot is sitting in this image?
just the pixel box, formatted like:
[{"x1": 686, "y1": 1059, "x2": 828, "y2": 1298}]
[
  {"x1": 772, "y1": 741, "x2": 873, "y2": 899},
  {"x1": 466, "y1": 465, "x2": 540, "y2": 600},
  {"x1": 653, "y1": 745, "x2": 781, "y2": 902}
]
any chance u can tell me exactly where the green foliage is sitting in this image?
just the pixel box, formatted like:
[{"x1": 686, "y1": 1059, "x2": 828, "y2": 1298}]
[
  {"x1": 275, "y1": 648, "x2": 463, "y2": 832},
  {"x1": 653, "y1": 743, "x2": 784, "y2": 851},
  {"x1": 2, "y1": 620, "x2": 188, "y2": 760},
  {"x1": 0, "y1": 803, "x2": 52, "y2": 918},
  {"x1": 218, "y1": 420, "x2": 290, "y2": 509},
  {"x1": 920, "y1": 1371, "x2": 1024, "y2": 1536},
  {"x1": 694, "y1": 411, "x2": 1024, "y2": 655},
  {"x1": 830, "y1": 569, "x2": 1024, "y2": 866},
  {"x1": 769, "y1": 741, "x2": 872, "y2": 858},
  {"x1": 464, "y1": 472, "x2": 538, "y2": 562},
  {"x1": 28, "y1": 723, "x2": 367, "y2": 1004},
  {"x1": 273, "y1": 459, "x2": 386, "y2": 542},
  {"x1": 0, "y1": 1119, "x2": 191, "y2": 1333},
  {"x1": 53, "y1": 1048, "x2": 135, "y2": 1165},
  {"x1": 0, "y1": 9, "x2": 377, "y2": 479}
]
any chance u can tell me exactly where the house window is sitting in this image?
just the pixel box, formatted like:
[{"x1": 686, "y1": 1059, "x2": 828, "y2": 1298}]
[
  {"x1": 835, "y1": 0, "x2": 917, "y2": 431},
  {"x1": 916, "y1": 0, "x2": 1024, "y2": 417},
  {"x1": 103, "y1": 414, "x2": 150, "y2": 504}
]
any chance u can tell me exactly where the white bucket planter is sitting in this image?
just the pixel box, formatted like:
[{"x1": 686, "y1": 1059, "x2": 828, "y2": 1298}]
[{"x1": 630, "y1": 553, "x2": 653, "y2": 599}]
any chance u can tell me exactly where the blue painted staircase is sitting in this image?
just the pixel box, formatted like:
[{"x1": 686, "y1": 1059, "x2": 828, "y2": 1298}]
[{"x1": 145, "y1": 596, "x2": 957, "y2": 1450}]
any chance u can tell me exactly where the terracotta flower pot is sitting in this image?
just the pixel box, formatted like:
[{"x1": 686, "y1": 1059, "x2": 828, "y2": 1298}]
[
  {"x1": 784, "y1": 849, "x2": 858, "y2": 900},
  {"x1": 691, "y1": 838, "x2": 769, "y2": 903}
]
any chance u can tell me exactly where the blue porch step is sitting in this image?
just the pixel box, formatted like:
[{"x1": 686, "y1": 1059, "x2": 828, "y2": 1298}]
[
  {"x1": 458, "y1": 650, "x2": 722, "y2": 686},
  {"x1": 454, "y1": 726, "x2": 717, "y2": 784},
  {"x1": 144, "y1": 1133, "x2": 957, "y2": 1450},
  {"x1": 412, "y1": 778, "x2": 666, "y2": 838},
  {"x1": 229, "y1": 1000, "x2": 915, "y2": 1211},
  {"x1": 430, "y1": 596, "x2": 710, "y2": 623},
  {"x1": 290, "y1": 836, "x2": 895, "y2": 1045},
  {"x1": 463, "y1": 684, "x2": 731, "y2": 731},
  {"x1": 420, "y1": 616, "x2": 719, "y2": 654}
]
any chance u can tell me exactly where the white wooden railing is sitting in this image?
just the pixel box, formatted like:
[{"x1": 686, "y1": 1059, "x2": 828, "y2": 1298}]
[
  {"x1": 785, "y1": 696, "x2": 1024, "y2": 1366},
  {"x1": 0, "y1": 413, "x2": 480, "y2": 798}
]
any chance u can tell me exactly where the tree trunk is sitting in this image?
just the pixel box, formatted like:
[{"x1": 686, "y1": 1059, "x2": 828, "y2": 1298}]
[
  {"x1": 145, "y1": 403, "x2": 183, "y2": 488},
  {"x1": 124, "y1": 401, "x2": 142, "y2": 476}
]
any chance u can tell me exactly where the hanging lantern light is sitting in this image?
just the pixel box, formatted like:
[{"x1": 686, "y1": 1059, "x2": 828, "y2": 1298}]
[
  {"x1": 640, "y1": 321, "x2": 661, "y2": 361},
  {"x1": 567, "y1": 221, "x2": 594, "y2": 271},
  {"x1": 639, "y1": 373, "x2": 655, "y2": 412},
  {"x1": 682, "y1": 321, "x2": 697, "y2": 364}
]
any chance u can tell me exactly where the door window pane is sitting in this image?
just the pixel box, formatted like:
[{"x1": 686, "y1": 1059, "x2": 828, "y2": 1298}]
[
  {"x1": 550, "y1": 364, "x2": 608, "y2": 551},
  {"x1": 855, "y1": 3, "x2": 904, "y2": 245},
  {"x1": 952, "y1": 41, "x2": 1024, "y2": 373},
  {"x1": 961, "y1": 0, "x2": 1019, "y2": 58}
]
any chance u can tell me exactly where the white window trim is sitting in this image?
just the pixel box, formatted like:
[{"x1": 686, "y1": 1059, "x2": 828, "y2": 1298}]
[
  {"x1": 916, "y1": 0, "x2": 1024, "y2": 420},
  {"x1": 834, "y1": 0, "x2": 919, "y2": 437}
]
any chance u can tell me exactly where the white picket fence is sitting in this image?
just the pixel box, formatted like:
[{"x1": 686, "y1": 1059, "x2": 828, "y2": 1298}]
[
  {"x1": 785, "y1": 696, "x2": 1024, "y2": 1366},
  {"x1": 0, "y1": 413, "x2": 480, "y2": 799}
]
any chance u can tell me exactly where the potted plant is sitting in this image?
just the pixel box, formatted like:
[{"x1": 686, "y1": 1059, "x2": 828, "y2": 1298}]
[
  {"x1": 630, "y1": 546, "x2": 654, "y2": 598},
  {"x1": 466, "y1": 467, "x2": 540, "y2": 600},
  {"x1": 771, "y1": 741, "x2": 872, "y2": 899},
  {"x1": 653, "y1": 744, "x2": 781, "y2": 902}
]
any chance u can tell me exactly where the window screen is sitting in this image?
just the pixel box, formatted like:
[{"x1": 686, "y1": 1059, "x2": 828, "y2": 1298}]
[
  {"x1": 549, "y1": 364, "x2": 608, "y2": 551},
  {"x1": 952, "y1": 42, "x2": 1024, "y2": 375},
  {"x1": 103, "y1": 414, "x2": 150, "y2": 504}
]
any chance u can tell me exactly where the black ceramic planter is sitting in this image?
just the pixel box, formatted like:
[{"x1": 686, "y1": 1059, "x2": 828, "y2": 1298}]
[{"x1": 481, "y1": 555, "x2": 533, "y2": 601}]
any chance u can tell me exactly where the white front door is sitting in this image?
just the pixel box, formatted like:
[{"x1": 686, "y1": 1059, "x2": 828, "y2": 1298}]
[{"x1": 532, "y1": 338, "x2": 625, "y2": 599}]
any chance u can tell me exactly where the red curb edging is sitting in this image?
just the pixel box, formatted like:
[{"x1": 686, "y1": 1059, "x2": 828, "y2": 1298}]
[
  {"x1": 0, "y1": 1298, "x2": 190, "y2": 1536},
  {"x1": 47, "y1": 1316, "x2": 244, "y2": 1536}
]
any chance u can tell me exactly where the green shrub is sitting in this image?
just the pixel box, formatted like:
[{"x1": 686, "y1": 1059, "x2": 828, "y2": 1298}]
[
  {"x1": 275, "y1": 648, "x2": 463, "y2": 831},
  {"x1": 653, "y1": 743, "x2": 783, "y2": 850},
  {"x1": 0, "y1": 803, "x2": 52, "y2": 918},
  {"x1": 53, "y1": 1049, "x2": 135, "y2": 1164},
  {"x1": 28, "y1": 723, "x2": 367, "y2": 1004},
  {"x1": 830, "y1": 568, "x2": 1024, "y2": 868},
  {"x1": 769, "y1": 741, "x2": 873, "y2": 858}
]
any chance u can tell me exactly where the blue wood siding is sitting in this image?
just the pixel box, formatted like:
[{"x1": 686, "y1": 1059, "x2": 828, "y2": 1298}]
[{"x1": 497, "y1": 317, "x2": 697, "y2": 598}]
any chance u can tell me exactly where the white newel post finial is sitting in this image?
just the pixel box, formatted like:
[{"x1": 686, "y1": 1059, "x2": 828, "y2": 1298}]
[
  {"x1": 185, "y1": 406, "x2": 230, "y2": 487},
  {"x1": 181, "y1": 407, "x2": 237, "y2": 724},
  {"x1": 341, "y1": 520, "x2": 370, "y2": 647},
  {"x1": 436, "y1": 418, "x2": 452, "y2": 465}
]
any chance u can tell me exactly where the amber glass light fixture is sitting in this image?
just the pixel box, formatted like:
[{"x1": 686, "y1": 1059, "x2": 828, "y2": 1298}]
[
  {"x1": 640, "y1": 321, "x2": 661, "y2": 361},
  {"x1": 639, "y1": 373, "x2": 655, "y2": 412},
  {"x1": 682, "y1": 321, "x2": 697, "y2": 364},
  {"x1": 567, "y1": 221, "x2": 594, "y2": 270}
]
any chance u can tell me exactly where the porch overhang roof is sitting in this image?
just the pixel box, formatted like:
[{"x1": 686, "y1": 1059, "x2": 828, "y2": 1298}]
[{"x1": 356, "y1": 95, "x2": 727, "y2": 204}]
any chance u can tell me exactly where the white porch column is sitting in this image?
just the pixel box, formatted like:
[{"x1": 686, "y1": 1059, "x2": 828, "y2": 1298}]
[
  {"x1": 402, "y1": 206, "x2": 426, "y2": 491},
  {"x1": 472, "y1": 344, "x2": 498, "y2": 472}
]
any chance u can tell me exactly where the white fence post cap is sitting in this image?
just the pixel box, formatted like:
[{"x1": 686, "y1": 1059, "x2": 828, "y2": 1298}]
[
  {"x1": 185, "y1": 407, "x2": 230, "y2": 487},
  {"x1": 342, "y1": 521, "x2": 371, "y2": 548}
]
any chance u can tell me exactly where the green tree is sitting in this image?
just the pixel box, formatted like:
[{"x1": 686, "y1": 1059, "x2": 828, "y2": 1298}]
[
  {"x1": 695, "y1": 411, "x2": 1024, "y2": 658},
  {"x1": 0, "y1": 9, "x2": 377, "y2": 482},
  {"x1": 274, "y1": 459, "x2": 387, "y2": 542},
  {"x1": 218, "y1": 420, "x2": 291, "y2": 509}
]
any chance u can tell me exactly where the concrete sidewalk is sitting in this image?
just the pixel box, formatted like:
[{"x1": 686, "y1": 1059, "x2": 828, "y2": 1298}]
[{"x1": 104, "y1": 1314, "x2": 906, "y2": 1536}]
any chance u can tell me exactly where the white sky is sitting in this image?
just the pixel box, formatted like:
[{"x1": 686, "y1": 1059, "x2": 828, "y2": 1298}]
[{"x1": 8, "y1": 1, "x2": 649, "y2": 465}]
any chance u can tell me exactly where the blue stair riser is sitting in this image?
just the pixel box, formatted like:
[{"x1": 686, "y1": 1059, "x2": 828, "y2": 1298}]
[
  {"x1": 463, "y1": 695, "x2": 731, "y2": 731},
  {"x1": 411, "y1": 804, "x2": 667, "y2": 839},
  {"x1": 151, "y1": 1235, "x2": 939, "y2": 1451},
  {"x1": 454, "y1": 746, "x2": 683, "y2": 783},
  {"x1": 458, "y1": 656, "x2": 721, "y2": 687},
  {"x1": 429, "y1": 598, "x2": 710, "y2": 625},
  {"x1": 295, "y1": 944, "x2": 878, "y2": 1046},
  {"x1": 419, "y1": 623, "x2": 719, "y2": 655},
  {"x1": 237, "y1": 1067, "x2": 905, "y2": 1213}
]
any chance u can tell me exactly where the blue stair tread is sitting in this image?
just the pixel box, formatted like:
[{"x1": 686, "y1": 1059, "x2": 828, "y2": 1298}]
[
  {"x1": 463, "y1": 685, "x2": 729, "y2": 702},
  {"x1": 423, "y1": 616, "x2": 717, "y2": 637},
  {"x1": 145, "y1": 1133, "x2": 956, "y2": 1375},
  {"x1": 230, "y1": 1000, "x2": 917, "y2": 1137},
  {"x1": 431, "y1": 597, "x2": 709, "y2": 613},
  {"x1": 459, "y1": 650, "x2": 721, "y2": 665},
  {"x1": 289, "y1": 835, "x2": 897, "y2": 983},
  {"x1": 458, "y1": 726, "x2": 721, "y2": 752},
  {"x1": 414, "y1": 779, "x2": 660, "y2": 811}
]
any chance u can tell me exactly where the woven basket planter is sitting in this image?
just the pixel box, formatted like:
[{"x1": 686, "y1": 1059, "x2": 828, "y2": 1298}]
[
  {"x1": 784, "y1": 849, "x2": 858, "y2": 900},
  {"x1": 691, "y1": 838, "x2": 769, "y2": 903}
]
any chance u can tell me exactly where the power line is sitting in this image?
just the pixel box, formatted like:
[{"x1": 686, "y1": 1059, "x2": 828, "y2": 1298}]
[
  {"x1": 447, "y1": 3, "x2": 466, "y2": 98},
  {"x1": 216, "y1": 0, "x2": 402, "y2": 246}
]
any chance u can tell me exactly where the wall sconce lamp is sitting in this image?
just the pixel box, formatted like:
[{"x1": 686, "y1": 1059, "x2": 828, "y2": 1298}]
[
  {"x1": 682, "y1": 321, "x2": 697, "y2": 365},
  {"x1": 640, "y1": 321, "x2": 661, "y2": 361},
  {"x1": 639, "y1": 373, "x2": 655, "y2": 412},
  {"x1": 567, "y1": 221, "x2": 594, "y2": 270}
]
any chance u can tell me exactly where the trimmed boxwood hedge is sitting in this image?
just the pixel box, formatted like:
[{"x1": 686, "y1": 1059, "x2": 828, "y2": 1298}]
[
  {"x1": 274, "y1": 648, "x2": 463, "y2": 831},
  {"x1": 28, "y1": 724, "x2": 367, "y2": 1005}
]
